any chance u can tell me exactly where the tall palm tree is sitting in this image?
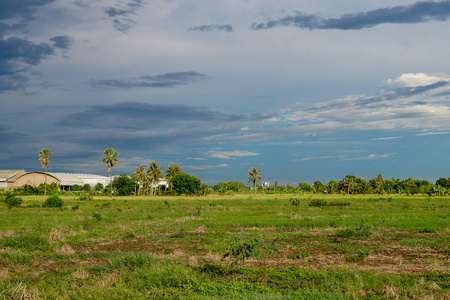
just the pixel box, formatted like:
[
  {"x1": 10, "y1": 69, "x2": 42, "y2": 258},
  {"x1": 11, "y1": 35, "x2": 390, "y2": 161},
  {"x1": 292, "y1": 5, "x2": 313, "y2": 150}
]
[
  {"x1": 147, "y1": 162, "x2": 163, "y2": 195},
  {"x1": 247, "y1": 167, "x2": 262, "y2": 196},
  {"x1": 165, "y1": 164, "x2": 182, "y2": 191},
  {"x1": 135, "y1": 165, "x2": 146, "y2": 196},
  {"x1": 39, "y1": 148, "x2": 52, "y2": 196},
  {"x1": 102, "y1": 148, "x2": 119, "y2": 197}
]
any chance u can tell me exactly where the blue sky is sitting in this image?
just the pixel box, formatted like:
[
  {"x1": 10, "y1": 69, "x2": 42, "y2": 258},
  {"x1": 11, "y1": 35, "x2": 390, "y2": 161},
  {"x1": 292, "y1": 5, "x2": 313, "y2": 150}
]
[{"x1": 2, "y1": 0, "x2": 450, "y2": 185}]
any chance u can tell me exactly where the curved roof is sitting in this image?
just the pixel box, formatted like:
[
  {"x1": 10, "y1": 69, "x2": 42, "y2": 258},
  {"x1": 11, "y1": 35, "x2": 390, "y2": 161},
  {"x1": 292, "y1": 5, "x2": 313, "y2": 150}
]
[{"x1": 48, "y1": 173, "x2": 84, "y2": 186}]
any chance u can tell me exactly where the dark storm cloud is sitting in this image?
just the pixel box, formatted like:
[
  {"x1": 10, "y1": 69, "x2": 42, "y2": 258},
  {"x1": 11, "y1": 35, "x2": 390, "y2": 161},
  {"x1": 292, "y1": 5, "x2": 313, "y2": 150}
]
[
  {"x1": 90, "y1": 71, "x2": 208, "y2": 89},
  {"x1": 188, "y1": 24, "x2": 234, "y2": 32},
  {"x1": 104, "y1": 0, "x2": 145, "y2": 33},
  {"x1": 49, "y1": 36, "x2": 72, "y2": 49},
  {"x1": 0, "y1": 37, "x2": 54, "y2": 75},
  {"x1": 56, "y1": 102, "x2": 269, "y2": 130},
  {"x1": 53, "y1": 102, "x2": 276, "y2": 151},
  {"x1": 0, "y1": 0, "x2": 55, "y2": 21},
  {"x1": 251, "y1": 0, "x2": 450, "y2": 31}
]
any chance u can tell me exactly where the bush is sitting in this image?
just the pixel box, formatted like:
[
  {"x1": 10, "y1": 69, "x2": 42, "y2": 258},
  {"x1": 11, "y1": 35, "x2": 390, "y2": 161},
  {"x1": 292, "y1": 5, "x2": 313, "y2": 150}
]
[
  {"x1": 336, "y1": 220, "x2": 372, "y2": 238},
  {"x1": 42, "y1": 195, "x2": 63, "y2": 208},
  {"x1": 1, "y1": 191, "x2": 22, "y2": 209},
  {"x1": 289, "y1": 198, "x2": 300, "y2": 206}
]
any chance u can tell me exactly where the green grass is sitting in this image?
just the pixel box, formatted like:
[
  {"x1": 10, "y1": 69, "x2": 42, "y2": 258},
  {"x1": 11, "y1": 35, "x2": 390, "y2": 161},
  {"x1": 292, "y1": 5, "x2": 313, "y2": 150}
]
[{"x1": 0, "y1": 193, "x2": 448, "y2": 299}]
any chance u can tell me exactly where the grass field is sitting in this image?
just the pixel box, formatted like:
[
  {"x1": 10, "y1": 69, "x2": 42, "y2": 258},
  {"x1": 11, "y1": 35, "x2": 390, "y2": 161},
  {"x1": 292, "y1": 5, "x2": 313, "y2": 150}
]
[{"x1": 0, "y1": 194, "x2": 449, "y2": 299}]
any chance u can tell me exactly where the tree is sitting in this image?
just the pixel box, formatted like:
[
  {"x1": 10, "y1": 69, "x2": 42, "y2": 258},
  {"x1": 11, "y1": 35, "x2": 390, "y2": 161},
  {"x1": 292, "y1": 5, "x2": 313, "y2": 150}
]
[
  {"x1": 112, "y1": 174, "x2": 134, "y2": 196},
  {"x1": 135, "y1": 165, "x2": 146, "y2": 195},
  {"x1": 247, "y1": 167, "x2": 262, "y2": 196},
  {"x1": 325, "y1": 180, "x2": 339, "y2": 194},
  {"x1": 172, "y1": 173, "x2": 202, "y2": 195},
  {"x1": 165, "y1": 164, "x2": 183, "y2": 191},
  {"x1": 340, "y1": 175, "x2": 357, "y2": 195},
  {"x1": 102, "y1": 148, "x2": 119, "y2": 197},
  {"x1": 39, "y1": 148, "x2": 52, "y2": 196},
  {"x1": 147, "y1": 162, "x2": 163, "y2": 195},
  {"x1": 312, "y1": 181, "x2": 325, "y2": 194}
]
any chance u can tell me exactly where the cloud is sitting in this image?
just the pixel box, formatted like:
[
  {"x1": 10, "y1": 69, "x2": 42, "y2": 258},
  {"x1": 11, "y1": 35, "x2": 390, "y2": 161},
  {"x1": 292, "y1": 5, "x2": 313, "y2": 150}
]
[
  {"x1": 49, "y1": 36, "x2": 73, "y2": 50},
  {"x1": 279, "y1": 73, "x2": 450, "y2": 137},
  {"x1": 387, "y1": 73, "x2": 450, "y2": 87},
  {"x1": 188, "y1": 24, "x2": 233, "y2": 32},
  {"x1": 90, "y1": 71, "x2": 208, "y2": 89},
  {"x1": 207, "y1": 150, "x2": 260, "y2": 159},
  {"x1": 371, "y1": 137, "x2": 402, "y2": 141},
  {"x1": 184, "y1": 164, "x2": 229, "y2": 170},
  {"x1": 0, "y1": 0, "x2": 55, "y2": 21},
  {"x1": 250, "y1": 1, "x2": 450, "y2": 31},
  {"x1": 416, "y1": 131, "x2": 450, "y2": 135},
  {"x1": 53, "y1": 102, "x2": 275, "y2": 152},
  {"x1": 0, "y1": 36, "x2": 58, "y2": 92},
  {"x1": 103, "y1": 0, "x2": 145, "y2": 33}
]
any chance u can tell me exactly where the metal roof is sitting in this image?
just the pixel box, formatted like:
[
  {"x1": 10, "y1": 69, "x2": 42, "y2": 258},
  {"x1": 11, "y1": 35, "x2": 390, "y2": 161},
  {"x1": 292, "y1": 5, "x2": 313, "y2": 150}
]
[
  {"x1": 47, "y1": 173, "x2": 84, "y2": 186},
  {"x1": 0, "y1": 170, "x2": 27, "y2": 182}
]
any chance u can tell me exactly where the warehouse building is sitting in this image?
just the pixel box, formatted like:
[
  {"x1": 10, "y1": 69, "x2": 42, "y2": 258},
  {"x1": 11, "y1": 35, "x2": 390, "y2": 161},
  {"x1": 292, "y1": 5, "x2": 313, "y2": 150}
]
[{"x1": 0, "y1": 170, "x2": 110, "y2": 191}]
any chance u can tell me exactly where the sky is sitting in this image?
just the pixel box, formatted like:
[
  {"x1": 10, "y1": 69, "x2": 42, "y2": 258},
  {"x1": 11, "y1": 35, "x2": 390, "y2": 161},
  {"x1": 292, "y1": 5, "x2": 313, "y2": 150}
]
[{"x1": 2, "y1": 0, "x2": 450, "y2": 185}]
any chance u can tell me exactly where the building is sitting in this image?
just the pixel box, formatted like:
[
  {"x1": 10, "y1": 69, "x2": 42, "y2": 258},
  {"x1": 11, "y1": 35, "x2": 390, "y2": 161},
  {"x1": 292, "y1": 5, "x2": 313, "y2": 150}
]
[
  {"x1": 3, "y1": 171, "x2": 110, "y2": 191},
  {"x1": 0, "y1": 170, "x2": 27, "y2": 190}
]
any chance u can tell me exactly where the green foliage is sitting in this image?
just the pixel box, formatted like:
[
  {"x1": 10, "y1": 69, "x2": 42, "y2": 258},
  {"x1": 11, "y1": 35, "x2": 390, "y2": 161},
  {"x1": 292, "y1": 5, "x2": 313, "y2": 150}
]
[
  {"x1": 71, "y1": 184, "x2": 82, "y2": 191},
  {"x1": 289, "y1": 198, "x2": 300, "y2": 206},
  {"x1": 94, "y1": 182, "x2": 104, "y2": 191},
  {"x1": 1, "y1": 191, "x2": 22, "y2": 209},
  {"x1": 112, "y1": 174, "x2": 134, "y2": 196},
  {"x1": 336, "y1": 220, "x2": 373, "y2": 238},
  {"x1": 82, "y1": 183, "x2": 91, "y2": 191},
  {"x1": 308, "y1": 199, "x2": 327, "y2": 207},
  {"x1": 78, "y1": 193, "x2": 93, "y2": 200},
  {"x1": 172, "y1": 173, "x2": 203, "y2": 195},
  {"x1": 42, "y1": 195, "x2": 63, "y2": 208},
  {"x1": 0, "y1": 232, "x2": 49, "y2": 251}
]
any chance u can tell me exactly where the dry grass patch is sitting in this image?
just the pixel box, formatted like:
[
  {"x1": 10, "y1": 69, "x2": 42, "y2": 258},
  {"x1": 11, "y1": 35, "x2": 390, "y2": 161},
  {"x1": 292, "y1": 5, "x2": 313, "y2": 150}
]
[
  {"x1": 56, "y1": 245, "x2": 76, "y2": 255},
  {"x1": 96, "y1": 270, "x2": 121, "y2": 289},
  {"x1": 72, "y1": 267, "x2": 90, "y2": 280}
]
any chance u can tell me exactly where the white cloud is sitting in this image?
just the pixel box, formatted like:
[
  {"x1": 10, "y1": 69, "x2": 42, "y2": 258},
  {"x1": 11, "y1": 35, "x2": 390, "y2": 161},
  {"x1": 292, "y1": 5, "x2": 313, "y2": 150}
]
[
  {"x1": 371, "y1": 136, "x2": 402, "y2": 141},
  {"x1": 184, "y1": 164, "x2": 229, "y2": 170},
  {"x1": 387, "y1": 73, "x2": 449, "y2": 87},
  {"x1": 207, "y1": 150, "x2": 260, "y2": 159},
  {"x1": 416, "y1": 131, "x2": 450, "y2": 136}
]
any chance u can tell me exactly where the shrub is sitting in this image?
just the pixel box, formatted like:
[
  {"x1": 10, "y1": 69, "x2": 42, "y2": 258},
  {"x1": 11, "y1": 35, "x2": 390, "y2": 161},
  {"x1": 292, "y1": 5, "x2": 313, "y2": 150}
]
[
  {"x1": 42, "y1": 195, "x2": 63, "y2": 208},
  {"x1": 308, "y1": 199, "x2": 327, "y2": 207},
  {"x1": 289, "y1": 198, "x2": 300, "y2": 206},
  {"x1": 2, "y1": 191, "x2": 22, "y2": 209},
  {"x1": 336, "y1": 220, "x2": 373, "y2": 238}
]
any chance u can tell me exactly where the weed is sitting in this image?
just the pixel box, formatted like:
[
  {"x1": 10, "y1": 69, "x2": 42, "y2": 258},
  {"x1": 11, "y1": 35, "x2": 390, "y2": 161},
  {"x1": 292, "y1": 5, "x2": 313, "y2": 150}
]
[
  {"x1": 42, "y1": 195, "x2": 63, "y2": 208},
  {"x1": 71, "y1": 205, "x2": 79, "y2": 211},
  {"x1": 418, "y1": 227, "x2": 436, "y2": 233},
  {"x1": 1, "y1": 192, "x2": 22, "y2": 209},
  {"x1": 78, "y1": 193, "x2": 93, "y2": 201},
  {"x1": 289, "y1": 198, "x2": 300, "y2": 206},
  {"x1": 308, "y1": 199, "x2": 327, "y2": 207},
  {"x1": 346, "y1": 249, "x2": 370, "y2": 261},
  {"x1": 92, "y1": 213, "x2": 102, "y2": 221},
  {"x1": 336, "y1": 220, "x2": 373, "y2": 238}
]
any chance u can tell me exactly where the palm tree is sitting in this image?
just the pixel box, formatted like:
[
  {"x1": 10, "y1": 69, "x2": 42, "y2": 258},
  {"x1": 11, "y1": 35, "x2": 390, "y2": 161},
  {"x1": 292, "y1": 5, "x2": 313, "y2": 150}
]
[
  {"x1": 247, "y1": 167, "x2": 262, "y2": 196},
  {"x1": 165, "y1": 164, "x2": 182, "y2": 191},
  {"x1": 39, "y1": 148, "x2": 52, "y2": 196},
  {"x1": 135, "y1": 165, "x2": 146, "y2": 196},
  {"x1": 102, "y1": 148, "x2": 119, "y2": 197},
  {"x1": 147, "y1": 162, "x2": 163, "y2": 195}
]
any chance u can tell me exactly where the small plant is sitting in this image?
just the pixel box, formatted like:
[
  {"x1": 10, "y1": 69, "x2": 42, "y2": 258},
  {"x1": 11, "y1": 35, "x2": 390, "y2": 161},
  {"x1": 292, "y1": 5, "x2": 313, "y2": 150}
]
[
  {"x1": 78, "y1": 193, "x2": 93, "y2": 201},
  {"x1": 346, "y1": 249, "x2": 370, "y2": 261},
  {"x1": 308, "y1": 199, "x2": 327, "y2": 207},
  {"x1": 336, "y1": 220, "x2": 373, "y2": 238},
  {"x1": 71, "y1": 205, "x2": 79, "y2": 211},
  {"x1": 92, "y1": 213, "x2": 102, "y2": 221},
  {"x1": 42, "y1": 195, "x2": 63, "y2": 208},
  {"x1": 418, "y1": 227, "x2": 436, "y2": 233},
  {"x1": 289, "y1": 198, "x2": 300, "y2": 206},
  {"x1": 2, "y1": 191, "x2": 23, "y2": 209}
]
